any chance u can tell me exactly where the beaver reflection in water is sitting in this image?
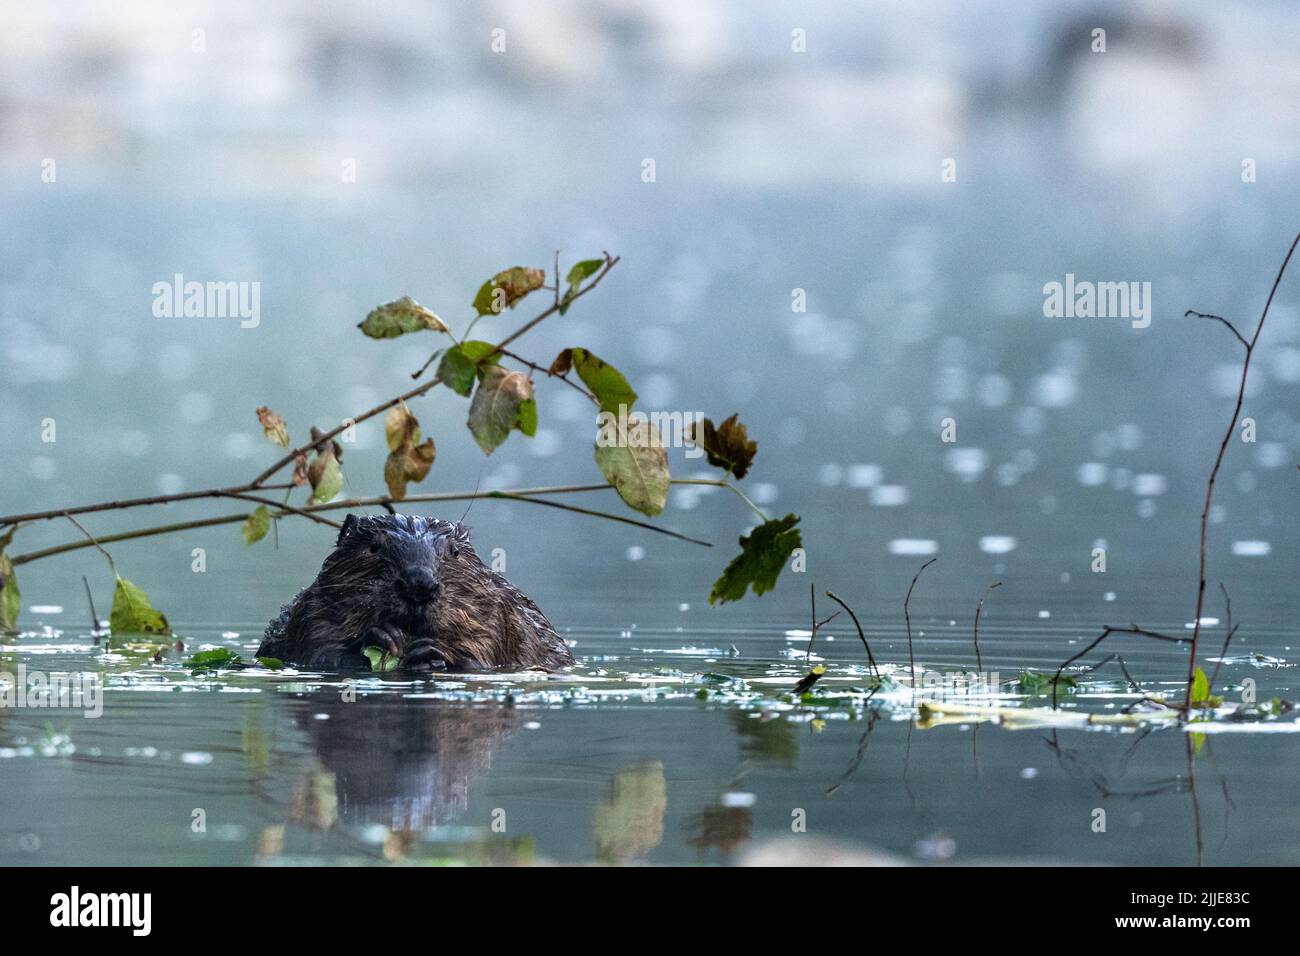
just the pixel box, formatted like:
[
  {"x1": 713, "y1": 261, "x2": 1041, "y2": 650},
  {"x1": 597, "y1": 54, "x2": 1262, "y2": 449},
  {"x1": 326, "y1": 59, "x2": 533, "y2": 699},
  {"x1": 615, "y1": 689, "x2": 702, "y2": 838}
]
[{"x1": 259, "y1": 514, "x2": 574, "y2": 672}]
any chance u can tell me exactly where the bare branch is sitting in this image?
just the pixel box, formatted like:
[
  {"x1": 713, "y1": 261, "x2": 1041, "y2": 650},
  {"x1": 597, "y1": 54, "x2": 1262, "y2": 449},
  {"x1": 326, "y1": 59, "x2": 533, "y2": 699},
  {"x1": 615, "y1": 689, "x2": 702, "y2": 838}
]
[
  {"x1": 825, "y1": 590, "x2": 878, "y2": 677},
  {"x1": 1184, "y1": 231, "x2": 1300, "y2": 715},
  {"x1": 903, "y1": 557, "x2": 937, "y2": 689},
  {"x1": 1185, "y1": 310, "x2": 1247, "y2": 350},
  {"x1": 973, "y1": 581, "x2": 1001, "y2": 673}
]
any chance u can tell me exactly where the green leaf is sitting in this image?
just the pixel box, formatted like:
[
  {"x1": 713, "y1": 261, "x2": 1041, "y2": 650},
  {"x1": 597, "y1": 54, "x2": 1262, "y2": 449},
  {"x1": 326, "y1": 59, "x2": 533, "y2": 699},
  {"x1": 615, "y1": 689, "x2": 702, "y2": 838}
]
[
  {"x1": 186, "y1": 647, "x2": 243, "y2": 672},
  {"x1": 109, "y1": 576, "x2": 172, "y2": 636},
  {"x1": 362, "y1": 645, "x2": 400, "y2": 673},
  {"x1": 556, "y1": 348, "x2": 637, "y2": 414},
  {"x1": 358, "y1": 296, "x2": 449, "y2": 338},
  {"x1": 1191, "y1": 666, "x2": 1210, "y2": 703},
  {"x1": 559, "y1": 258, "x2": 603, "y2": 315},
  {"x1": 1189, "y1": 667, "x2": 1222, "y2": 709},
  {"x1": 256, "y1": 656, "x2": 285, "y2": 670},
  {"x1": 472, "y1": 266, "x2": 545, "y2": 316},
  {"x1": 689, "y1": 414, "x2": 758, "y2": 480},
  {"x1": 1016, "y1": 670, "x2": 1078, "y2": 694},
  {"x1": 594, "y1": 418, "x2": 669, "y2": 516},
  {"x1": 437, "y1": 340, "x2": 501, "y2": 397},
  {"x1": 0, "y1": 547, "x2": 19, "y2": 633},
  {"x1": 256, "y1": 406, "x2": 290, "y2": 448},
  {"x1": 467, "y1": 365, "x2": 536, "y2": 455},
  {"x1": 0, "y1": 526, "x2": 19, "y2": 632},
  {"x1": 242, "y1": 506, "x2": 271, "y2": 546},
  {"x1": 307, "y1": 446, "x2": 343, "y2": 504},
  {"x1": 709, "y1": 514, "x2": 802, "y2": 605}
]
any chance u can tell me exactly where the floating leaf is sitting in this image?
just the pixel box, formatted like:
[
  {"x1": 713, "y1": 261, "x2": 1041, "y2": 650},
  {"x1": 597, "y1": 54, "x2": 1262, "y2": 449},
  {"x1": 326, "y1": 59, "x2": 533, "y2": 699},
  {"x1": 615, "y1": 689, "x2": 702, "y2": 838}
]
[
  {"x1": 594, "y1": 418, "x2": 669, "y2": 516},
  {"x1": 307, "y1": 446, "x2": 343, "y2": 504},
  {"x1": 1016, "y1": 670, "x2": 1078, "y2": 694},
  {"x1": 437, "y1": 340, "x2": 501, "y2": 396},
  {"x1": 256, "y1": 656, "x2": 285, "y2": 670},
  {"x1": 467, "y1": 365, "x2": 536, "y2": 455},
  {"x1": 709, "y1": 514, "x2": 802, "y2": 605},
  {"x1": 689, "y1": 414, "x2": 758, "y2": 480},
  {"x1": 358, "y1": 296, "x2": 448, "y2": 338},
  {"x1": 256, "y1": 406, "x2": 290, "y2": 448},
  {"x1": 362, "y1": 645, "x2": 400, "y2": 673},
  {"x1": 242, "y1": 506, "x2": 271, "y2": 546},
  {"x1": 109, "y1": 575, "x2": 172, "y2": 636},
  {"x1": 559, "y1": 258, "x2": 603, "y2": 315},
  {"x1": 186, "y1": 647, "x2": 243, "y2": 672},
  {"x1": 555, "y1": 348, "x2": 637, "y2": 414},
  {"x1": 472, "y1": 266, "x2": 545, "y2": 316}
]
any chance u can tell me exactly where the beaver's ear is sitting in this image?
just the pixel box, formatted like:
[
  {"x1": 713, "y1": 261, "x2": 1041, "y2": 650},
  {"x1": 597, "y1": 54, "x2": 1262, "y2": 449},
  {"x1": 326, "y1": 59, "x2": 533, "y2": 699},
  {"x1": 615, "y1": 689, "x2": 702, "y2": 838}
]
[{"x1": 337, "y1": 514, "x2": 359, "y2": 547}]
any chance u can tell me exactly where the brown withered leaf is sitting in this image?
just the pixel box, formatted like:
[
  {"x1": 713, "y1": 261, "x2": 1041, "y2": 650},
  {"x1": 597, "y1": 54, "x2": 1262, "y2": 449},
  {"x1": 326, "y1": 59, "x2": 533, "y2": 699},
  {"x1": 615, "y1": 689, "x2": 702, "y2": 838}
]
[
  {"x1": 382, "y1": 403, "x2": 436, "y2": 500},
  {"x1": 548, "y1": 348, "x2": 573, "y2": 376},
  {"x1": 384, "y1": 438, "x2": 436, "y2": 500},
  {"x1": 689, "y1": 414, "x2": 758, "y2": 480},
  {"x1": 256, "y1": 406, "x2": 289, "y2": 448},
  {"x1": 291, "y1": 453, "x2": 309, "y2": 487},
  {"x1": 385, "y1": 402, "x2": 419, "y2": 453}
]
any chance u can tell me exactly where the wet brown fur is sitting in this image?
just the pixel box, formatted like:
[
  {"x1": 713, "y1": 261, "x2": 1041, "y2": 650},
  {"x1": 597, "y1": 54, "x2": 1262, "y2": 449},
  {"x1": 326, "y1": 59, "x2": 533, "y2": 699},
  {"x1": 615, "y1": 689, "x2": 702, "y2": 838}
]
[{"x1": 258, "y1": 514, "x2": 574, "y2": 671}]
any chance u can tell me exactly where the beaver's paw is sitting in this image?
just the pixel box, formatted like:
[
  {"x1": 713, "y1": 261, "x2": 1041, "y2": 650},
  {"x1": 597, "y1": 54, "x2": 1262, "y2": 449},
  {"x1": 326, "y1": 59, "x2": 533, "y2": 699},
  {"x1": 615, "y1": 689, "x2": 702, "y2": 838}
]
[
  {"x1": 362, "y1": 623, "x2": 406, "y2": 660},
  {"x1": 401, "y1": 638, "x2": 448, "y2": 672}
]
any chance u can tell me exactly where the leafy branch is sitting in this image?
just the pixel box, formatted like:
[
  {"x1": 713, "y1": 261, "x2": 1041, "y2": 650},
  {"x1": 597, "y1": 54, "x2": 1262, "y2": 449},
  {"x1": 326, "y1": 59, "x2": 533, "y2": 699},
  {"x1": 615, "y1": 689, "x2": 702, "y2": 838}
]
[{"x1": 0, "y1": 252, "x2": 802, "y2": 633}]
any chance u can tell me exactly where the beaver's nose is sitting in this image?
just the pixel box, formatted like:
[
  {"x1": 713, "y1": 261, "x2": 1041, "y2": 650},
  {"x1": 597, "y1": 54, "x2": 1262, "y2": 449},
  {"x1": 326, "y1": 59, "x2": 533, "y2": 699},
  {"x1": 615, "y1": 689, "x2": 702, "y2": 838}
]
[{"x1": 396, "y1": 566, "x2": 439, "y2": 604}]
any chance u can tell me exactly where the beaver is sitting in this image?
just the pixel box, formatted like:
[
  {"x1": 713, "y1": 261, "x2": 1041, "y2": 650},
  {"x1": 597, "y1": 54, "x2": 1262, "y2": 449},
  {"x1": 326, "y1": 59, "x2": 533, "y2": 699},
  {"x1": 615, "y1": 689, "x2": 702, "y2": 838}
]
[{"x1": 258, "y1": 514, "x2": 574, "y2": 672}]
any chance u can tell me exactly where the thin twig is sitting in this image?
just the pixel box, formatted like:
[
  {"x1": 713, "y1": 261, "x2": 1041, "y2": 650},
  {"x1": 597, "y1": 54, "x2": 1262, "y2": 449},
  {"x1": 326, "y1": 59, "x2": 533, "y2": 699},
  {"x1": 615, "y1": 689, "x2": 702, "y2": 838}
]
[
  {"x1": 903, "y1": 557, "x2": 937, "y2": 689},
  {"x1": 82, "y1": 575, "x2": 99, "y2": 630},
  {"x1": 11, "y1": 479, "x2": 755, "y2": 567},
  {"x1": 973, "y1": 581, "x2": 1001, "y2": 673},
  {"x1": 484, "y1": 491, "x2": 710, "y2": 547},
  {"x1": 496, "y1": 347, "x2": 598, "y2": 405},
  {"x1": 824, "y1": 591, "x2": 878, "y2": 676},
  {"x1": 1185, "y1": 310, "x2": 1248, "y2": 350},
  {"x1": 1207, "y1": 582, "x2": 1235, "y2": 692},
  {"x1": 216, "y1": 492, "x2": 343, "y2": 530},
  {"x1": 0, "y1": 483, "x2": 296, "y2": 528},
  {"x1": 494, "y1": 253, "x2": 620, "y2": 354},
  {"x1": 1184, "y1": 232, "x2": 1300, "y2": 716},
  {"x1": 63, "y1": 513, "x2": 116, "y2": 576},
  {"x1": 1051, "y1": 624, "x2": 1189, "y2": 709}
]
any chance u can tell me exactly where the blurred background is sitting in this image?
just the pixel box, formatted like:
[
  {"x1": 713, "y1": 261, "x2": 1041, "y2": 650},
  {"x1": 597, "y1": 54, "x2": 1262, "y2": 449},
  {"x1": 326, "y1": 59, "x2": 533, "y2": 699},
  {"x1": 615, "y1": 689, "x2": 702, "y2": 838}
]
[{"x1": 2, "y1": 0, "x2": 1298, "y2": 635}]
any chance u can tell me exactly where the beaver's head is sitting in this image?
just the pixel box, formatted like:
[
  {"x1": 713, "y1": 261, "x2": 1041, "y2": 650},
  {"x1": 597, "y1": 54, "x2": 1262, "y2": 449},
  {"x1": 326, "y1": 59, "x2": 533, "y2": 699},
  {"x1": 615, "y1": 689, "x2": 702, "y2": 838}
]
[{"x1": 322, "y1": 513, "x2": 487, "y2": 638}]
